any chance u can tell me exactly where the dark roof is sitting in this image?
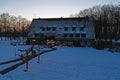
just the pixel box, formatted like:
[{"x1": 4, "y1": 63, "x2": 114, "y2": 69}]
[{"x1": 33, "y1": 17, "x2": 86, "y2": 21}]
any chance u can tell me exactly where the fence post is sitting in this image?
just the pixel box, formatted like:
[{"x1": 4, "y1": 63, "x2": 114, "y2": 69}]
[
  {"x1": 24, "y1": 50, "x2": 29, "y2": 72},
  {"x1": 37, "y1": 45, "x2": 40, "y2": 63},
  {"x1": 14, "y1": 44, "x2": 17, "y2": 56}
]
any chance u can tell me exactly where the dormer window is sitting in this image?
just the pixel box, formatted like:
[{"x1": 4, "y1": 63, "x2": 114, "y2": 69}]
[
  {"x1": 41, "y1": 27, "x2": 45, "y2": 31},
  {"x1": 40, "y1": 34, "x2": 44, "y2": 37},
  {"x1": 64, "y1": 34, "x2": 68, "y2": 37},
  {"x1": 52, "y1": 27, "x2": 56, "y2": 31},
  {"x1": 72, "y1": 27, "x2": 76, "y2": 31},
  {"x1": 70, "y1": 34, "x2": 73, "y2": 37},
  {"x1": 81, "y1": 34, "x2": 86, "y2": 38},
  {"x1": 80, "y1": 27, "x2": 84, "y2": 31},
  {"x1": 47, "y1": 27, "x2": 50, "y2": 31},
  {"x1": 76, "y1": 34, "x2": 80, "y2": 37},
  {"x1": 64, "y1": 27, "x2": 68, "y2": 31}
]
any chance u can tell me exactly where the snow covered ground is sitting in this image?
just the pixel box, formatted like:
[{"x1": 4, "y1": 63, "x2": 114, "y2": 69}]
[{"x1": 0, "y1": 40, "x2": 120, "y2": 80}]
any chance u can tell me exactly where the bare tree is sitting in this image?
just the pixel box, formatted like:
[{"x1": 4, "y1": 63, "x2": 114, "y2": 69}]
[
  {"x1": 0, "y1": 13, "x2": 31, "y2": 38},
  {"x1": 70, "y1": 3, "x2": 120, "y2": 40}
]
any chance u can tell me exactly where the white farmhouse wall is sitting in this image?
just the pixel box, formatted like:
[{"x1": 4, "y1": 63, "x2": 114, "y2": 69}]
[{"x1": 28, "y1": 17, "x2": 95, "y2": 41}]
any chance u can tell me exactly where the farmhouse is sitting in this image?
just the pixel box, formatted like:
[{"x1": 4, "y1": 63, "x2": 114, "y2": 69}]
[{"x1": 27, "y1": 16, "x2": 95, "y2": 46}]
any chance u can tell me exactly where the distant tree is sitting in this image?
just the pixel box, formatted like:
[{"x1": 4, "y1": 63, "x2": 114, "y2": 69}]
[
  {"x1": 0, "y1": 13, "x2": 31, "y2": 37},
  {"x1": 0, "y1": 13, "x2": 10, "y2": 32},
  {"x1": 70, "y1": 3, "x2": 120, "y2": 40},
  {"x1": 10, "y1": 16, "x2": 17, "y2": 33}
]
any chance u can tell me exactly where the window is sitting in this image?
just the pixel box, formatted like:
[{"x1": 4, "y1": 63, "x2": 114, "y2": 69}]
[
  {"x1": 35, "y1": 34, "x2": 39, "y2": 37},
  {"x1": 72, "y1": 27, "x2": 76, "y2": 31},
  {"x1": 80, "y1": 27, "x2": 84, "y2": 31},
  {"x1": 70, "y1": 34, "x2": 73, "y2": 37},
  {"x1": 76, "y1": 34, "x2": 80, "y2": 37},
  {"x1": 40, "y1": 34, "x2": 44, "y2": 37},
  {"x1": 52, "y1": 27, "x2": 56, "y2": 31},
  {"x1": 81, "y1": 34, "x2": 86, "y2": 38},
  {"x1": 47, "y1": 27, "x2": 50, "y2": 31},
  {"x1": 41, "y1": 27, "x2": 45, "y2": 31},
  {"x1": 64, "y1": 34, "x2": 68, "y2": 37},
  {"x1": 64, "y1": 27, "x2": 68, "y2": 31}
]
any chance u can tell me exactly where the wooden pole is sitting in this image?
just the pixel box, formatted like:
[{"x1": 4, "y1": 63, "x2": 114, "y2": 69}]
[
  {"x1": 14, "y1": 44, "x2": 16, "y2": 56},
  {"x1": 37, "y1": 45, "x2": 40, "y2": 63},
  {"x1": 24, "y1": 50, "x2": 29, "y2": 72},
  {"x1": 15, "y1": 46, "x2": 16, "y2": 56},
  {"x1": 37, "y1": 53, "x2": 40, "y2": 63}
]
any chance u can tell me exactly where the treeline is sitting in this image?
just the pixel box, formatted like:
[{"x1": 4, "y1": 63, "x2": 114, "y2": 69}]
[
  {"x1": 70, "y1": 3, "x2": 120, "y2": 41},
  {"x1": 0, "y1": 13, "x2": 31, "y2": 37}
]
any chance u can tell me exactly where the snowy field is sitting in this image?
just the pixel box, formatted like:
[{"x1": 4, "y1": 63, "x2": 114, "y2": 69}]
[{"x1": 0, "y1": 40, "x2": 120, "y2": 80}]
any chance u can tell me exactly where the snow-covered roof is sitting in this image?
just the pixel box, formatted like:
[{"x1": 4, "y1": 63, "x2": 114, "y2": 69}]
[{"x1": 28, "y1": 17, "x2": 95, "y2": 39}]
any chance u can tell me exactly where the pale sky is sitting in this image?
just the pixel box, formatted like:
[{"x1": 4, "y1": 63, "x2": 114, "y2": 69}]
[{"x1": 0, "y1": 0, "x2": 119, "y2": 20}]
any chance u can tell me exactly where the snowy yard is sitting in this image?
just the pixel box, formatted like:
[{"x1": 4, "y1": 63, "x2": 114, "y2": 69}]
[{"x1": 0, "y1": 40, "x2": 120, "y2": 80}]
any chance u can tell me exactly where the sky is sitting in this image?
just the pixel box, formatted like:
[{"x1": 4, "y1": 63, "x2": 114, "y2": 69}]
[{"x1": 0, "y1": 0, "x2": 119, "y2": 20}]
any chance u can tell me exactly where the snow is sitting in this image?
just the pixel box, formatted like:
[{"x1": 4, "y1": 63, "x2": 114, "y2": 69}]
[
  {"x1": 0, "y1": 40, "x2": 120, "y2": 80},
  {"x1": 0, "y1": 40, "x2": 18, "y2": 62},
  {"x1": 28, "y1": 17, "x2": 95, "y2": 40},
  {"x1": 0, "y1": 75, "x2": 10, "y2": 80},
  {"x1": 0, "y1": 40, "x2": 31, "y2": 62}
]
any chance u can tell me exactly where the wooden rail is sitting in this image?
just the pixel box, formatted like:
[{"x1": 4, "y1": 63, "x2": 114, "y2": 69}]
[{"x1": 0, "y1": 47, "x2": 56, "y2": 75}]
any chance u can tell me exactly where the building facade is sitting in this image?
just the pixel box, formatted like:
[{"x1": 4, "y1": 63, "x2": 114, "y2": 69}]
[{"x1": 27, "y1": 17, "x2": 95, "y2": 45}]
